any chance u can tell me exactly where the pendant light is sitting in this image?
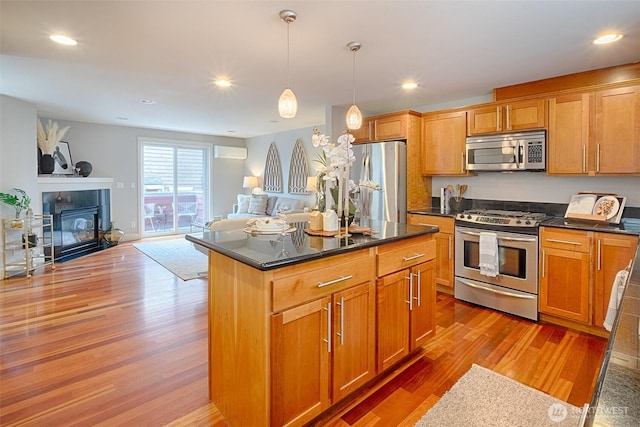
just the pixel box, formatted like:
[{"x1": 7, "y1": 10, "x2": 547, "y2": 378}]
[
  {"x1": 278, "y1": 10, "x2": 297, "y2": 118},
  {"x1": 346, "y1": 41, "x2": 363, "y2": 130}
]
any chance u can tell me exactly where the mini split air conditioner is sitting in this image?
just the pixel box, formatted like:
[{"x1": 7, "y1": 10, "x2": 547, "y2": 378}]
[{"x1": 213, "y1": 146, "x2": 247, "y2": 160}]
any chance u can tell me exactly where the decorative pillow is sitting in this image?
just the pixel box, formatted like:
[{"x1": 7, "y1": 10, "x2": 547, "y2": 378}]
[
  {"x1": 271, "y1": 197, "x2": 305, "y2": 216},
  {"x1": 237, "y1": 194, "x2": 251, "y2": 213},
  {"x1": 266, "y1": 196, "x2": 277, "y2": 216},
  {"x1": 248, "y1": 194, "x2": 269, "y2": 215}
]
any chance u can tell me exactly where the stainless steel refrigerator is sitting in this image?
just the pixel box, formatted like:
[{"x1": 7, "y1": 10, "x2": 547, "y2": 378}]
[{"x1": 350, "y1": 140, "x2": 407, "y2": 224}]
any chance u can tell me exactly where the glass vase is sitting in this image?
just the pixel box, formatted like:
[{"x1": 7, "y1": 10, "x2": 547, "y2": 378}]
[{"x1": 103, "y1": 221, "x2": 125, "y2": 247}]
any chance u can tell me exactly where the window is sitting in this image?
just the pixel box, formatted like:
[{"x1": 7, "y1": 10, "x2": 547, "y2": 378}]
[{"x1": 139, "y1": 139, "x2": 210, "y2": 236}]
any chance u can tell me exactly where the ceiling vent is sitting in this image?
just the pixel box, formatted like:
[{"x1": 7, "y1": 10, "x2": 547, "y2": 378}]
[{"x1": 214, "y1": 146, "x2": 247, "y2": 160}]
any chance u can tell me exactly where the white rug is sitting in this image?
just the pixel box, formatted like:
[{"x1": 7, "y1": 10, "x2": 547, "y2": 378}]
[
  {"x1": 133, "y1": 238, "x2": 208, "y2": 281},
  {"x1": 415, "y1": 364, "x2": 582, "y2": 427}
]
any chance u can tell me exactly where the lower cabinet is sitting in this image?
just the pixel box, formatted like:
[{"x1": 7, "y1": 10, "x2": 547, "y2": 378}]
[
  {"x1": 539, "y1": 229, "x2": 591, "y2": 323},
  {"x1": 593, "y1": 232, "x2": 638, "y2": 328},
  {"x1": 539, "y1": 226, "x2": 638, "y2": 331},
  {"x1": 407, "y1": 214, "x2": 454, "y2": 290},
  {"x1": 377, "y1": 261, "x2": 435, "y2": 371},
  {"x1": 271, "y1": 281, "x2": 376, "y2": 426}
]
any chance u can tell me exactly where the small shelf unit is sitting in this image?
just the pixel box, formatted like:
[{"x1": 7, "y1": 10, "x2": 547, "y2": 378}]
[{"x1": 3, "y1": 215, "x2": 55, "y2": 278}]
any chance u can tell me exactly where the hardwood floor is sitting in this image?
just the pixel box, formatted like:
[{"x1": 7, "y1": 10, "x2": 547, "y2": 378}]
[{"x1": 0, "y1": 239, "x2": 607, "y2": 426}]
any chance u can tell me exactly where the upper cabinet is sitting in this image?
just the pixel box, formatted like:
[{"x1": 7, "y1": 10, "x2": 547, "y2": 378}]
[
  {"x1": 594, "y1": 85, "x2": 640, "y2": 174},
  {"x1": 467, "y1": 99, "x2": 547, "y2": 135},
  {"x1": 421, "y1": 111, "x2": 469, "y2": 176},
  {"x1": 548, "y1": 85, "x2": 640, "y2": 175},
  {"x1": 352, "y1": 111, "x2": 412, "y2": 143}
]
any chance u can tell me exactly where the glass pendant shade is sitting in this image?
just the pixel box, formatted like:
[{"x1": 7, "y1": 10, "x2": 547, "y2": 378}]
[
  {"x1": 278, "y1": 88, "x2": 297, "y2": 118},
  {"x1": 346, "y1": 104, "x2": 363, "y2": 130}
]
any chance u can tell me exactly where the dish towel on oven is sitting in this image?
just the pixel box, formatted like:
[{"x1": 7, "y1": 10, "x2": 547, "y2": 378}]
[
  {"x1": 479, "y1": 232, "x2": 499, "y2": 277},
  {"x1": 603, "y1": 269, "x2": 630, "y2": 331}
]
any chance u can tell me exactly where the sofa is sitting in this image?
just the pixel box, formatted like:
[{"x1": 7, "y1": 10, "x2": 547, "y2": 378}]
[{"x1": 227, "y1": 194, "x2": 307, "y2": 219}]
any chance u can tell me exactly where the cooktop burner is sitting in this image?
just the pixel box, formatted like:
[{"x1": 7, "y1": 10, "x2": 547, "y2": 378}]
[{"x1": 456, "y1": 209, "x2": 547, "y2": 227}]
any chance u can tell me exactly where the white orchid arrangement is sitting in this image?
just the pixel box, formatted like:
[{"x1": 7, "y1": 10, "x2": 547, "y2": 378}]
[
  {"x1": 311, "y1": 129, "x2": 355, "y2": 181},
  {"x1": 37, "y1": 119, "x2": 70, "y2": 155}
]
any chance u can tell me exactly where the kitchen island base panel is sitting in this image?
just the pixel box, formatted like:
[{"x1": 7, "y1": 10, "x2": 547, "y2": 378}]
[{"x1": 209, "y1": 252, "x2": 272, "y2": 426}]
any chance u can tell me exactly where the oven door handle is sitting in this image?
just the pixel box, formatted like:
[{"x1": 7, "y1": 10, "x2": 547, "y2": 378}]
[
  {"x1": 457, "y1": 278, "x2": 536, "y2": 300},
  {"x1": 456, "y1": 230, "x2": 537, "y2": 243}
]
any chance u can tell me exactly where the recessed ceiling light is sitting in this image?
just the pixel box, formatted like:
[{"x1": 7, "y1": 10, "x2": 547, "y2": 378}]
[
  {"x1": 50, "y1": 34, "x2": 77, "y2": 46},
  {"x1": 402, "y1": 82, "x2": 418, "y2": 90},
  {"x1": 215, "y1": 79, "x2": 232, "y2": 87},
  {"x1": 593, "y1": 33, "x2": 623, "y2": 45},
  {"x1": 140, "y1": 99, "x2": 156, "y2": 105}
]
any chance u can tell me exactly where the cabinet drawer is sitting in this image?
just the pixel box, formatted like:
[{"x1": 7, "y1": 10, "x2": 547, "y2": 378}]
[
  {"x1": 407, "y1": 214, "x2": 454, "y2": 234},
  {"x1": 540, "y1": 227, "x2": 591, "y2": 253},
  {"x1": 272, "y1": 249, "x2": 376, "y2": 312},
  {"x1": 377, "y1": 237, "x2": 435, "y2": 277}
]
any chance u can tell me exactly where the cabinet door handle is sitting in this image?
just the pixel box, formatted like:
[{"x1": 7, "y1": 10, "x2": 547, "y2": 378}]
[
  {"x1": 317, "y1": 275, "x2": 352, "y2": 288},
  {"x1": 405, "y1": 274, "x2": 414, "y2": 311},
  {"x1": 415, "y1": 269, "x2": 422, "y2": 306},
  {"x1": 542, "y1": 249, "x2": 546, "y2": 278},
  {"x1": 368, "y1": 122, "x2": 372, "y2": 140},
  {"x1": 323, "y1": 302, "x2": 332, "y2": 353},
  {"x1": 597, "y1": 240, "x2": 601, "y2": 271},
  {"x1": 461, "y1": 152, "x2": 465, "y2": 173},
  {"x1": 582, "y1": 144, "x2": 586, "y2": 173},
  {"x1": 546, "y1": 238, "x2": 581, "y2": 246},
  {"x1": 506, "y1": 105, "x2": 511, "y2": 130},
  {"x1": 403, "y1": 253, "x2": 425, "y2": 262},
  {"x1": 448, "y1": 235, "x2": 453, "y2": 259},
  {"x1": 373, "y1": 121, "x2": 378, "y2": 140},
  {"x1": 336, "y1": 297, "x2": 345, "y2": 346},
  {"x1": 496, "y1": 106, "x2": 502, "y2": 131},
  {"x1": 596, "y1": 144, "x2": 601, "y2": 173}
]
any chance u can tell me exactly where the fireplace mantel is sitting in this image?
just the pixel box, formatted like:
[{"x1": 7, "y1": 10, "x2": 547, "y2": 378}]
[{"x1": 38, "y1": 177, "x2": 114, "y2": 192}]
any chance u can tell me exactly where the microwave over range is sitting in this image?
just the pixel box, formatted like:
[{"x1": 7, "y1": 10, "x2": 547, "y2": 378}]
[{"x1": 465, "y1": 130, "x2": 546, "y2": 171}]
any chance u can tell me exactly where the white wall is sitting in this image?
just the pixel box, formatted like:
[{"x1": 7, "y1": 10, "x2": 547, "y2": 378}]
[
  {"x1": 433, "y1": 174, "x2": 640, "y2": 208},
  {"x1": 245, "y1": 124, "x2": 325, "y2": 209},
  {"x1": 0, "y1": 95, "x2": 38, "y2": 218},
  {"x1": 38, "y1": 118, "x2": 248, "y2": 235}
]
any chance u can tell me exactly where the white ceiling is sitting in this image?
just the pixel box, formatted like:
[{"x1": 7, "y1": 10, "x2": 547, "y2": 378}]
[{"x1": 1, "y1": 1, "x2": 639, "y2": 139}]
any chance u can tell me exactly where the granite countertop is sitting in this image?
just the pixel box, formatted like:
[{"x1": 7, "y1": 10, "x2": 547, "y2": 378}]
[
  {"x1": 541, "y1": 216, "x2": 640, "y2": 236},
  {"x1": 186, "y1": 219, "x2": 438, "y2": 271},
  {"x1": 587, "y1": 246, "x2": 640, "y2": 426},
  {"x1": 407, "y1": 208, "x2": 458, "y2": 218}
]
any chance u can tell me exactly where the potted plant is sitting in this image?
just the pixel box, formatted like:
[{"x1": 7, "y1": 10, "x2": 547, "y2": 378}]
[
  {"x1": 37, "y1": 119, "x2": 70, "y2": 174},
  {"x1": 0, "y1": 188, "x2": 32, "y2": 227}
]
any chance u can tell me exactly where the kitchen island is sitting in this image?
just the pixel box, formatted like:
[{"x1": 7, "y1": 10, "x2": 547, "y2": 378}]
[{"x1": 186, "y1": 220, "x2": 438, "y2": 426}]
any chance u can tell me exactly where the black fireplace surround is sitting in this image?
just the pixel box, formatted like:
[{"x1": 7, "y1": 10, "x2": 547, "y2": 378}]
[{"x1": 42, "y1": 189, "x2": 111, "y2": 261}]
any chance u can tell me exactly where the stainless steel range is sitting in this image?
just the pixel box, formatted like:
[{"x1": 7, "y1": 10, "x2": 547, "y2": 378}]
[{"x1": 454, "y1": 209, "x2": 547, "y2": 321}]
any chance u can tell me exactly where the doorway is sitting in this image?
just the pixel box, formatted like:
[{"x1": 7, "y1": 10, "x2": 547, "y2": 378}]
[{"x1": 139, "y1": 139, "x2": 210, "y2": 237}]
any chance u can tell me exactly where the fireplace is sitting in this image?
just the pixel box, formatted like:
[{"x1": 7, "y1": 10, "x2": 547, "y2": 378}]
[{"x1": 42, "y1": 189, "x2": 111, "y2": 261}]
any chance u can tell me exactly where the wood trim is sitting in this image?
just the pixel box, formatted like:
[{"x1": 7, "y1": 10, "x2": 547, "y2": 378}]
[{"x1": 494, "y1": 62, "x2": 640, "y2": 101}]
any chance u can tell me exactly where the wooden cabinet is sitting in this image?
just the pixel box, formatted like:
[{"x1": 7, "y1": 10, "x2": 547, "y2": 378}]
[
  {"x1": 467, "y1": 99, "x2": 546, "y2": 135},
  {"x1": 421, "y1": 111, "x2": 469, "y2": 175},
  {"x1": 376, "y1": 236, "x2": 436, "y2": 371},
  {"x1": 548, "y1": 85, "x2": 640, "y2": 175},
  {"x1": 352, "y1": 111, "x2": 412, "y2": 143},
  {"x1": 539, "y1": 227, "x2": 591, "y2": 324},
  {"x1": 539, "y1": 227, "x2": 638, "y2": 331},
  {"x1": 593, "y1": 233, "x2": 638, "y2": 328},
  {"x1": 270, "y1": 249, "x2": 376, "y2": 426},
  {"x1": 548, "y1": 93, "x2": 590, "y2": 174},
  {"x1": 407, "y1": 214, "x2": 454, "y2": 290},
  {"x1": 594, "y1": 85, "x2": 640, "y2": 174},
  {"x1": 271, "y1": 297, "x2": 331, "y2": 426}
]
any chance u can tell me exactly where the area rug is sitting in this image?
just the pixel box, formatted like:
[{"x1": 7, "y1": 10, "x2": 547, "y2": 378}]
[
  {"x1": 415, "y1": 364, "x2": 582, "y2": 427},
  {"x1": 133, "y1": 238, "x2": 208, "y2": 281}
]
